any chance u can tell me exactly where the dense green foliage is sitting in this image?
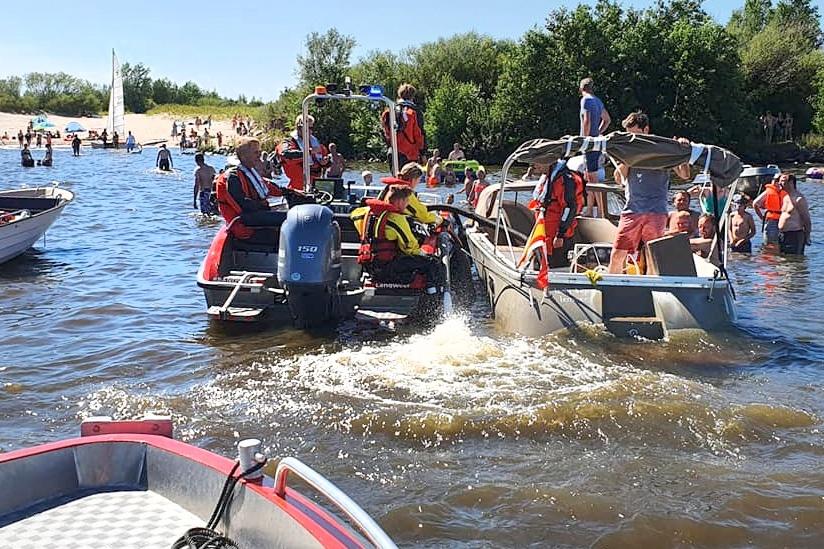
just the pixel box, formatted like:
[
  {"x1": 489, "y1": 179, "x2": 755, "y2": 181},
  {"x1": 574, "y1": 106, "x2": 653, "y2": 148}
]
[
  {"x1": 0, "y1": 73, "x2": 107, "y2": 116},
  {"x1": 256, "y1": 0, "x2": 824, "y2": 161}
]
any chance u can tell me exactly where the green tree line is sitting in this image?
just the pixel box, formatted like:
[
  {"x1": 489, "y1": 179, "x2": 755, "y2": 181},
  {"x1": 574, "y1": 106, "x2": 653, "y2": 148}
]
[
  {"x1": 0, "y1": 64, "x2": 261, "y2": 117},
  {"x1": 259, "y1": 0, "x2": 824, "y2": 162}
]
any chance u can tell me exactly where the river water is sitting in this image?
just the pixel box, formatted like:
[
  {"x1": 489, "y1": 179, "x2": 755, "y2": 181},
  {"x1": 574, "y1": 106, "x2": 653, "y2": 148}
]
[{"x1": 1, "y1": 146, "x2": 823, "y2": 547}]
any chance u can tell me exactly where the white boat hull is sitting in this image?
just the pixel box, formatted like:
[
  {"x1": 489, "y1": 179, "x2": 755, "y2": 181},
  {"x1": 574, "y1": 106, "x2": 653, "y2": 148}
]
[
  {"x1": 0, "y1": 187, "x2": 74, "y2": 264},
  {"x1": 467, "y1": 229, "x2": 736, "y2": 339}
]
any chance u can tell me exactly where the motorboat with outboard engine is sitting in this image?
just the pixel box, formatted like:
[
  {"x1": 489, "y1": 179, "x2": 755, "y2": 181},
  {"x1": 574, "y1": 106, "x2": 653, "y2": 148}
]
[
  {"x1": 465, "y1": 133, "x2": 743, "y2": 340},
  {"x1": 734, "y1": 164, "x2": 780, "y2": 199},
  {"x1": 197, "y1": 84, "x2": 472, "y2": 326},
  {"x1": 0, "y1": 416, "x2": 396, "y2": 548},
  {"x1": 0, "y1": 185, "x2": 74, "y2": 264}
]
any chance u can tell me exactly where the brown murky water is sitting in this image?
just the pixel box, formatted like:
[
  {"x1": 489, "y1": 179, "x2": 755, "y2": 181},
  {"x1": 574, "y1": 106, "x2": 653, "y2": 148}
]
[{"x1": 1, "y1": 148, "x2": 823, "y2": 547}]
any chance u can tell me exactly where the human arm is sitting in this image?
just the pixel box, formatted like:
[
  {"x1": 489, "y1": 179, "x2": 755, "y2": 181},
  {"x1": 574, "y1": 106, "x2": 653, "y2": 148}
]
[
  {"x1": 580, "y1": 110, "x2": 591, "y2": 137},
  {"x1": 156, "y1": 151, "x2": 160, "y2": 167},
  {"x1": 385, "y1": 215, "x2": 421, "y2": 255},
  {"x1": 193, "y1": 172, "x2": 199, "y2": 208},
  {"x1": 746, "y1": 213, "x2": 756, "y2": 240},
  {"x1": 798, "y1": 197, "x2": 812, "y2": 243},
  {"x1": 614, "y1": 163, "x2": 629, "y2": 185},
  {"x1": 599, "y1": 108, "x2": 611, "y2": 135},
  {"x1": 752, "y1": 191, "x2": 767, "y2": 220},
  {"x1": 406, "y1": 193, "x2": 440, "y2": 225}
]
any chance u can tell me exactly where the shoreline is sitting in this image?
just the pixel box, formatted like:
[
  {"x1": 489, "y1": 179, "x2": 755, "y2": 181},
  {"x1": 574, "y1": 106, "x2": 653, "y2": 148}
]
[{"x1": 0, "y1": 111, "x2": 235, "y2": 149}]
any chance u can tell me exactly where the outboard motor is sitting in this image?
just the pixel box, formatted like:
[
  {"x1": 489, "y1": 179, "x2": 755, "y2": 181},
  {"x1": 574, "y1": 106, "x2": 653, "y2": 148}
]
[{"x1": 277, "y1": 204, "x2": 342, "y2": 327}]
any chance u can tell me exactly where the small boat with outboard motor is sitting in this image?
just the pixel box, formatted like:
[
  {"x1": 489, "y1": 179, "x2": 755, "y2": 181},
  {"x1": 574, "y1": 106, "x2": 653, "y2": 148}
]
[
  {"x1": 197, "y1": 83, "x2": 473, "y2": 327},
  {"x1": 0, "y1": 415, "x2": 396, "y2": 548},
  {"x1": 734, "y1": 164, "x2": 780, "y2": 199},
  {"x1": 464, "y1": 133, "x2": 743, "y2": 340},
  {"x1": 0, "y1": 184, "x2": 74, "y2": 264}
]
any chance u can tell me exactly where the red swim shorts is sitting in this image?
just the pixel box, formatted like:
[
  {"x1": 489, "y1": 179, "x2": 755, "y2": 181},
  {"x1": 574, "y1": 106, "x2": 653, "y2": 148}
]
[{"x1": 613, "y1": 213, "x2": 668, "y2": 251}]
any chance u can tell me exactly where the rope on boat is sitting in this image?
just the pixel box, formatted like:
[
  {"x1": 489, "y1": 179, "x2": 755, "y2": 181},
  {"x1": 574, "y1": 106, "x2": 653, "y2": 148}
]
[{"x1": 171, "y1": 459, "x2": 266, "y2": 549}]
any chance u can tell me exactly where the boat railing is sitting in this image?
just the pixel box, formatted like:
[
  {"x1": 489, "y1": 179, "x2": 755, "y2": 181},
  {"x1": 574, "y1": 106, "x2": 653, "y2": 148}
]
[
  {"x1": 301, "y1": 82, "x2": 398, "y2": 188},
  {"x1": 274, "y1": 457, "x2": 397, "y2": 549}
]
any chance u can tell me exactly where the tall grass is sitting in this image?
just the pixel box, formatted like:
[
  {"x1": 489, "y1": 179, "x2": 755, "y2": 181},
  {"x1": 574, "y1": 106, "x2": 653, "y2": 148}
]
[{"x1": 146, "y1": 104, "x2": 261, "y2": 119}]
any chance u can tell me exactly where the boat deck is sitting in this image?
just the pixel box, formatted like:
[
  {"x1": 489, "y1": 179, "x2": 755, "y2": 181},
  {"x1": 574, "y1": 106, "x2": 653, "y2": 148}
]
[{"x1": 0, "y1": 489, "x2": 201, "y2": 549}]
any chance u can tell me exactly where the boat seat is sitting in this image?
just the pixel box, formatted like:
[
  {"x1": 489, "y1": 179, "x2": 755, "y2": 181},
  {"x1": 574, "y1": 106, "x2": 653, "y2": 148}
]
[
  {"x1": 644, "y1": 232, "x2": 697, "y2": 276},
  {"x1": 500, "y1": 200, "x2": 535, "y2": 239},
  {"x1": 0, "y1": 196, "x2": 59, "y2": 212},
  {"x1": 573, "y1": 216, "x2": 618, "y2": 245},
  {"x1": 231, "y1": 229, "x2": 279, "y2": 253}
]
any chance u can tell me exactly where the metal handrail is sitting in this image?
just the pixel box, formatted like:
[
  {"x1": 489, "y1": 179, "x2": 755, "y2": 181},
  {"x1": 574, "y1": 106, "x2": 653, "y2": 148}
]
[
  {"x1": 274, "y1": 457, "x2": 397, "y2": 549},
  {"x1": 302, "y1": 89, "x2": 398, "y2": 191}
]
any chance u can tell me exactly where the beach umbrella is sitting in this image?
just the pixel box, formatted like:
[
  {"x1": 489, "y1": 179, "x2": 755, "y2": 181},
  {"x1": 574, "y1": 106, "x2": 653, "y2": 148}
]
[
  {"x1": 65, "y1": 121, "x2": 86, "y2": 133},
  {"x1": 31, "y1": 114, "x2": 49, "y2": 125}
]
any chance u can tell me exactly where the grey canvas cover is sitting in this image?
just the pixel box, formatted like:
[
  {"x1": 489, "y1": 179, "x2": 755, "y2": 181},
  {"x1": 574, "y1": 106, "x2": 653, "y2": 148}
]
[{"x1": 509, "y1": 132, "x2": 743, "y2": 187}]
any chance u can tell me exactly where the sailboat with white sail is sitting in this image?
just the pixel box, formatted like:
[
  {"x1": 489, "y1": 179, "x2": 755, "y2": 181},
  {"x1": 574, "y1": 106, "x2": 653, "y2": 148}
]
[{"x1": 92, "y1": 50, "x2": 125, "y2": 149}]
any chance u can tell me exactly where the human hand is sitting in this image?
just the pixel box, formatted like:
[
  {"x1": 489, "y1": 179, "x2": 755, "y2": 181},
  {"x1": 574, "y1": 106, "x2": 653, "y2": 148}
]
[
  {"x1": 673, "y1": 136, "x2": 691, "y2": 146},
  {"x1": 553, "y1": 237, "x2": 564, "y2": 249}
]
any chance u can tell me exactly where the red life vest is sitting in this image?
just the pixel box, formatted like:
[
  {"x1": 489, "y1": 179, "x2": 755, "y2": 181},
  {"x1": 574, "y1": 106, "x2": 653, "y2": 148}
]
[
  {"x1": 530, "y1": 166, "x2": 586, "y2": 239},
  {"x1": 357, "y1": 199, "x2": 403, "y2": 265},
  {"x1": 215, "y1": 168, "x2": 267, "y2": 239},
  {"x1": 277, "y1": 136, "x2": 327, "y2": 191},
  {"x1": 762, "y1": 183, "x2": 786, "y2": 221}
]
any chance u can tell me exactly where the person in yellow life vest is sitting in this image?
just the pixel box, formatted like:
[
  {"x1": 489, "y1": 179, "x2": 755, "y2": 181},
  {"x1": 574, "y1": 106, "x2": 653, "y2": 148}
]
[
  {"x1": 377, "y1": 162, "x2": 444, "y2": 228},
  {"x1": 351, "y1": 185, "x2": 443, "y2": 293}
]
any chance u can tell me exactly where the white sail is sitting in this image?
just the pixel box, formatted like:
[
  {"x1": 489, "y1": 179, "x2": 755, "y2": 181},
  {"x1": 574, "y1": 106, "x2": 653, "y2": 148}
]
[{"x1": 105, "y1": 50, "x2": 125, "y2": 138}]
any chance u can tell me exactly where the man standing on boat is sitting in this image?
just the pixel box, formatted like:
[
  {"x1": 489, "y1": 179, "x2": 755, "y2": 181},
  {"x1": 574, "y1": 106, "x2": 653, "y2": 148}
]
[
  {"x1": 607, "y1": 111, "x2": 691, "y2": 274},
  {"x1": 383, "y1": 83, "x2": 425, "y2": 171},
  {"x1": 579, "y1": 77, "x2": 611, "y2": 216},
  {"x1": 156, "y1": 144, "x2": 173, "y2": 172},
  {"x1": 277, "y1": 114, "x2": 328, "y2": 190}
]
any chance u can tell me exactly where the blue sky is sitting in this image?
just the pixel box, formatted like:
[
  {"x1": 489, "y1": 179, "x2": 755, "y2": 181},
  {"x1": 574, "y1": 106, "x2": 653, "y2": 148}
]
[{"x1": 0, "y1": 0, "x2": 807, "y2": 100}]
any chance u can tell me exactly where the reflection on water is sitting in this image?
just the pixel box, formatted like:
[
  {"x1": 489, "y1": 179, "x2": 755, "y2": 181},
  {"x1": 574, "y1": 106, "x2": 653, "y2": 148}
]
[{"x1": 1, "y1": 149, "x2": 824, "y2": 546}]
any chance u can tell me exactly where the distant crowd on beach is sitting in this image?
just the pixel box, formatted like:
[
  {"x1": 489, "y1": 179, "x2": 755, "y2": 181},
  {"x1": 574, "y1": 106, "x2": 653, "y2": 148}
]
[
  {"x1": 171, "y1": 116, "x2": 224, "y2": 150},
  {"x1": 760, "y1": 111, "x2": 794, "y2": 143}
]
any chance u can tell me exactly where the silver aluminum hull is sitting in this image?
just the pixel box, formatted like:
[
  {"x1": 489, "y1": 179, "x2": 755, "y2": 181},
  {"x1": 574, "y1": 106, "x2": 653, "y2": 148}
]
[
  {"x1": 0, "y1": 187, "x2": 74, "y2": 265},
  {"x1": 467, "y1": 231, "x2": 736, "y2": 339}
]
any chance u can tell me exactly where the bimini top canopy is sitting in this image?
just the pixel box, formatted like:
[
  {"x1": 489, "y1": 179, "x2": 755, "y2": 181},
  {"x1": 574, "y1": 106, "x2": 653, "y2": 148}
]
[{"x1": 508, "y1": 132, "x2": 743, "y2": 187}]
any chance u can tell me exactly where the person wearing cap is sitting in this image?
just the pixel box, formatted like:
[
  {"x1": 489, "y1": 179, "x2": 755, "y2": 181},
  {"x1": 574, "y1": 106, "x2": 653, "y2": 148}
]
[
  {"x1": 377, "y1": 162, "x2": 444, "y2": 227},
  {"x1": 728, "y1": 195, "x2": 756, "y2": 253},
  {"x1": 276, "y1": 114, "x2": 329, "y2": 190},
  {"x1": 608, "y1": 111, "x2": 691, "y2": 274},
  {"x1": 361, "y1": 170, "x2": 373, "y2": 186}
]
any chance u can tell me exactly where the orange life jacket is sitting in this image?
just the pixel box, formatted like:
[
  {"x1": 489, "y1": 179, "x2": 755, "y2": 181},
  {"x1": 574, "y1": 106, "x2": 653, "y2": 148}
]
[
  {"x1": 277, "y1": 136, "x2": 327, "y2": 190},
  {"x1": 357, "y1": 199, "x2": 403, "y2": 265},
  {"x1": 530, "y1": 166, "x2": 586, "y2": 239},
  {"x1": 214, "y1": 168, "x2": 265, "y2": 239},
  {"x1": 762, "y1": 183, "x2": 786, "y2": 221}
]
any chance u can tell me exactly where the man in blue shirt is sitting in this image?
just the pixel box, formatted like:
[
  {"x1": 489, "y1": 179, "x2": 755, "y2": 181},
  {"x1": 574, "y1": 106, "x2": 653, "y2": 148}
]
[{"x1": 579, "y1": 77, "x2": 611, "y2": 215}]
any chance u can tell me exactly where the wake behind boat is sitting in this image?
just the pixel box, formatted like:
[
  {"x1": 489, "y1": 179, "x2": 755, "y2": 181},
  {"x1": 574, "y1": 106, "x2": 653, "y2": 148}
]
[
  {"x1": 0, "y1": 185, "x2": 74, "y2": 264},
  {"x1": 465, "y1": 133, "x2": 743, "y2": 340}
]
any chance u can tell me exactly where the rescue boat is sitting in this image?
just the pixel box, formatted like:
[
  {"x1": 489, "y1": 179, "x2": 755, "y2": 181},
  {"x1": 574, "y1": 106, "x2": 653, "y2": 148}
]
[
  {"x1": 197, "y1": 84, "x2": 473, "y2": 327},
  {"x1": 464, "y1": 133, "x2": 743, "y2": 340},
  {"x1": 0, "y1": 416, "x2": 396, "y2": 548},
  {"x1": 0, "y1": 185, "x2": 74, "y2": 265}
]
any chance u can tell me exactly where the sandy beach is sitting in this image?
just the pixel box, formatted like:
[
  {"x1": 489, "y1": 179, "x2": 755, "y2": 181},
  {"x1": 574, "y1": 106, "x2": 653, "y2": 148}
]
[{"x1": 0, "y1": 112, "x2": 234, "y2": 147}]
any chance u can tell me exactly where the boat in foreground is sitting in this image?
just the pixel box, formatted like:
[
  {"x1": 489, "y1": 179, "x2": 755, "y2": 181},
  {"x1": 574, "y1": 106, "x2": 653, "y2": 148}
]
[
  {"x1": 0, "y1": 416, "x2": 396, "y2": 548},
  {"x1": 0, "y1": 185, "x2": 74, "y2": 264},
  {"x1": 465, "y1": 133, "x2": 743, "y2": 340}
]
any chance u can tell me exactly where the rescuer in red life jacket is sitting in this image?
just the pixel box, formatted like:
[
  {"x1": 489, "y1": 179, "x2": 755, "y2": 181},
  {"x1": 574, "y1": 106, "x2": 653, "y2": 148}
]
[
  {"x1": 753, "y1": 174, "x2": 788, "y2": 247},
  {"x1": 277, "y1": 114, "x2": 329, "y2": 190},
  {"x1": 531, "y1": 160, "x2": 586, "y2": 264},
  {"x1": 381, "y1": 83, "x2": 426, "y2": 171},
  {"x1": 350, "y1": 185, "x2": 443, "y2": 293},
  {"x1": 215, "y1": 137, "x2": 287, "y2": 242}
]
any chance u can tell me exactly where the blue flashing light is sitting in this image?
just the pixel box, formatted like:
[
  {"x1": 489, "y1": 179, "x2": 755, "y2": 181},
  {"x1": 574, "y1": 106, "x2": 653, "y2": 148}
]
[{"x1": 367, "y1": 85, "x2": 384, "y2": 98}]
